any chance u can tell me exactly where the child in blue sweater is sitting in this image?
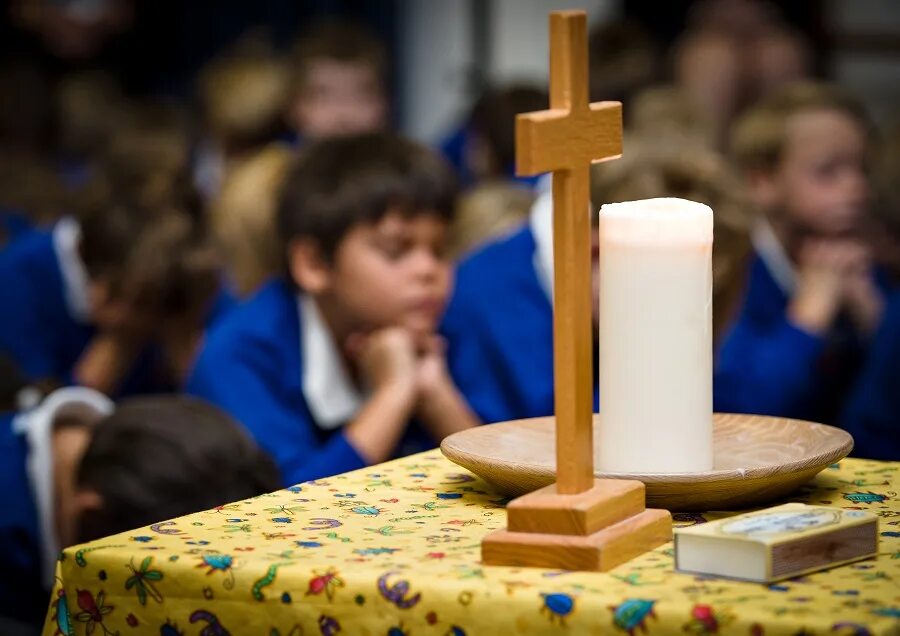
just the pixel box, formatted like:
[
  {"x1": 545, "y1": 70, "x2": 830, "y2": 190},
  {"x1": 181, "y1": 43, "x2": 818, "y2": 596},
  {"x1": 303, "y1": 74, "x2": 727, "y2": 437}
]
[
  {"x1": 716, "y1": 83, "x2": 884, "y2": 423},
  {"x1": 187, "y1": 133, "x2": 478, "y2": 485},
  {"x1": 0, "y1": 196, "x2": 230, "y2": 400}
]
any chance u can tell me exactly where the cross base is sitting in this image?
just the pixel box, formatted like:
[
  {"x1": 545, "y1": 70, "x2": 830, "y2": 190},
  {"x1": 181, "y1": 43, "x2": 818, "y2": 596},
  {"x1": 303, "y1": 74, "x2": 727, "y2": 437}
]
[{"x1": 482, "y1": 479, "x2": 672, "y2": 571}]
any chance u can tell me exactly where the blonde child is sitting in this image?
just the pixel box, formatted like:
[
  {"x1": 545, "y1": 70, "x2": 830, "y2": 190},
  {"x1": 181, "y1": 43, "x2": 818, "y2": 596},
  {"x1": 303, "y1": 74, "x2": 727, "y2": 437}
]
[{"x1": 717, "y1": 82, "x2": 882, "y2": 423}]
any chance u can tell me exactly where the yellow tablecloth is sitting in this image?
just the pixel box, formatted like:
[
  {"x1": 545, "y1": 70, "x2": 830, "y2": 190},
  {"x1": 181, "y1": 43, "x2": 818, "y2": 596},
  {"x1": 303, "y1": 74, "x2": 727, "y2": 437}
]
[{"x1": 44, "y1": 452, "x2": 899, "y2": 635}]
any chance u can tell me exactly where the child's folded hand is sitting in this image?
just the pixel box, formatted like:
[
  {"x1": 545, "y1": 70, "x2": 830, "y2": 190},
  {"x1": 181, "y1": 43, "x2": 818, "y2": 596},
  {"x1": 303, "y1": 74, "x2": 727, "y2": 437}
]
[
  {"x1": 349, "y1": 328, "x2": 418, "y2": 396},
  {"x1": 414, "y1": 335, "x2": 452, "y2": 400},
  {"x1": 842, "y1": 264, "x2": 885, "y2": 338},
  {"x1": 789, "y1": 238, "x2": 862, "y2": 334}
]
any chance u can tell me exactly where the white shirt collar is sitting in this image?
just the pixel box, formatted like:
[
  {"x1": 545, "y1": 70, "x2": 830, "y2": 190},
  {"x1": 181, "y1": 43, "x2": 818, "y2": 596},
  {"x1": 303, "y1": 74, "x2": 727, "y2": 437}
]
[
  {"x1": 298, "y1": 294, "x2": 363, "y2": 430},
  {"x1": 12, "y1": 387, "x2": 114, "y2": 588},
  {"x1": 52, "y1": 216, "x2": 92, "y2": 323},
  {"x1": 752, "y1": 218, "x2": 796, "y2": 295},
  {"x1": 529, "y1": 174, "x2": 554, "y2": 300}
]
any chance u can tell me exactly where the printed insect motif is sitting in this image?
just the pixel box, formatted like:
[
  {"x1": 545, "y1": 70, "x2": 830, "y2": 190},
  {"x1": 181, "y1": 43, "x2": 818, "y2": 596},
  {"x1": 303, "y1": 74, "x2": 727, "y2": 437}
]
[
  {"x1": 73, "y1": 589, "x2": 115, "y2": 635},
  {"x1": 445, "y1": 627, "x2": 467, "y2": 636},
  {"x1": 683, "y1": 604, "x2": 733, "y2": 634},
  {"x1": 125, "y1": 556, "x2": 164, "y2": 605},
  {"x1": 318, "y1": 614, "x2": 341, "y2": 635},
  {"x1": 189, "y1": 610, "x2": 231, "y2": 636},
  {"x1": 265, "y1": 504, "x2": 307, "y2": 516},
  {"x1": 843, "y1": 492, "x2": 889, "y2": 504},
  {"x1": 351, "y1": 504, "x2": 386, "y2": 516},
  {"x1": 609, "y1": 599, "x2": 657, "y2": 636},
  {"x1": 386, "y1": 625, "x2": 408, "y2": 636},
  {"x1": 304, "y1": 518, "x2": 342, "y2": 531},
  {"x1": 150, "y1": 521, "x2": 184, "y2": 535},
  {"x1": 378, "y1": 572, "x2": 422, "y2": 609},
  {"x1": 540, "y1": 593, "x2": 575, "y2": 625},
  {"x1": 50, "y1": 588, "x2": 73, "y2": 636},
  {"x1": 252, "y1": 562, "x2": 292, "y2": 601},
  {"x1": 354, "y1": 547, "x2": 399, "y2": 556},
  {"x1": 196, "y1": 554, "x2": 236, "y2": 589},
  {"x1": 306, "y1": 568, "x2": 345, "y2": 602}
]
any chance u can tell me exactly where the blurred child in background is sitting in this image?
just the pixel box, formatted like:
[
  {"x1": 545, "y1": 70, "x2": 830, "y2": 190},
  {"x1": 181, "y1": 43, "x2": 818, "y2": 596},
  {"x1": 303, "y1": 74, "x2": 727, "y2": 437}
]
[
  {"x1": 0, "y1": 108, "x2": 230, "y2": 400},
  {"x1": 839, "y1": 122, "x2": 900, "y2": 460},
  {"x1": 0, "y1": 391, "x2": 279, "y2": 630},
  {"x1": 672, "y1": 0, "x2": 812, "y2": 147},
  {"x1": 443, "y1": 134, "x2": 751, "y2": 424},
  {"x1": 448, "y1": 181, "x2": 533, "y2": 259},
  {"x1": 441, "y1": 85, "x2": 547, "y2": 188},
  {"x1": 211, "y1": 144, "x2": 292, "y2": 296},
  {"x1": 194, "y1": 44, "x2": 289, "y2": 199},
  {"x1": 716, "y1": 82, "x2": 883, "y2": 424},
  {"x1": 285, "y1": 22, "x2": 388, "y2": 143},
  {"x1": 188, "y1": 133, "x2": 478, "y2": 485}
]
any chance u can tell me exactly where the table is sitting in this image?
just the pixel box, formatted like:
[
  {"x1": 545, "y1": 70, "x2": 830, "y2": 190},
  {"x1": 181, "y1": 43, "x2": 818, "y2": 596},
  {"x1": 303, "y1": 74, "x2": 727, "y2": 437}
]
[{"x1": 44, "y1": 451, "x2": 900, "y2": 635}]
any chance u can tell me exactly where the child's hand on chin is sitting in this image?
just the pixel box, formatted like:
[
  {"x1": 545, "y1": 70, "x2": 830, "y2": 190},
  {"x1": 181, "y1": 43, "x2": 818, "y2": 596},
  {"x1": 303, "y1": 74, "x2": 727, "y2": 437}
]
[
  {"x1": 348, "y1": 328, "x2": 418, "y2": 401},
  {"x1": 413, "y1": 334, "x2": 453, "y2": 402},
  {"x1": 789, "y1": 238, "x2": 866, "y2": 334},
  {"x1": 842, "y1": 253, "x2": 885, "y2": 338}
]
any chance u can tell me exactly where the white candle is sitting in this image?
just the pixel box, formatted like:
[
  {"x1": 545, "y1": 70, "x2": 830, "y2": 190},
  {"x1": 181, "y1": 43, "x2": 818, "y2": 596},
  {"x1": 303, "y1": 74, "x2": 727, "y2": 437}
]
[{"x1": 597, "y1": 197, "x2": 714, "y2": 473}]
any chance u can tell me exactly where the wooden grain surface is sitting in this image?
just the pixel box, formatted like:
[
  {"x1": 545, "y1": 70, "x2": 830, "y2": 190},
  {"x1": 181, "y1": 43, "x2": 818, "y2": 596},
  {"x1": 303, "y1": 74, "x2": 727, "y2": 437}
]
[
  {"x1": 442, "y1": 413, "x2": 854, "y2": 511},
  {"x1": 482, "y1": 508, "x2": 672, "y2": 571},
  {"x1": 506, "y1": 478, "x2": 645, "y2": 535}
]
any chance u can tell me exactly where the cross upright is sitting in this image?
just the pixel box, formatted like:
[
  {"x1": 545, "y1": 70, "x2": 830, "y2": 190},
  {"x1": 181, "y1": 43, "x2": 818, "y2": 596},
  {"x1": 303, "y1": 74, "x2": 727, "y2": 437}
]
[{"x1": 516, "y1": 10, "x2": 622, "y2": 495}]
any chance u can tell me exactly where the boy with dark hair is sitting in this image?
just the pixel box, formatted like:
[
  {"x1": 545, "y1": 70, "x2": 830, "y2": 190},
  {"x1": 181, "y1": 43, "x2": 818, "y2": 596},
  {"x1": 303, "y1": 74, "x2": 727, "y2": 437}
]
[
  {"x1": 0, "y1": 391, "x2": 279, "y2": 630},
  {"x1": 187, "y1": 132, "x2": 478, "y2": 485},
  {"x1": 716, "y1": 82, "x2": 883, "y2": 423},
  {"x1": 286, "y1": 22, "x2": 389, "y2": 141}
]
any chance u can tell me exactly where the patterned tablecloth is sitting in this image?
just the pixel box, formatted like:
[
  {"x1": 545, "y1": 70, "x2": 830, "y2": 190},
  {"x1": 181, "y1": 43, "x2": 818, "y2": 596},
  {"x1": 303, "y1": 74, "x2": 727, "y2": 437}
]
[{"x1": 44, "y1": 451, "x2": 899, "y2": 636}]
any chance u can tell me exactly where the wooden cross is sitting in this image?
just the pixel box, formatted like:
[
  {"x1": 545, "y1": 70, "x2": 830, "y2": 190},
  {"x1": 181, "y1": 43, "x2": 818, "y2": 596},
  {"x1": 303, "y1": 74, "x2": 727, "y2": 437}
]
[
  {"x1": 516, "y1": 10, "x2": 622, "y2": 495},
  {"x1": 481, "y1": 10, "x2": 670, "y2": 570}
]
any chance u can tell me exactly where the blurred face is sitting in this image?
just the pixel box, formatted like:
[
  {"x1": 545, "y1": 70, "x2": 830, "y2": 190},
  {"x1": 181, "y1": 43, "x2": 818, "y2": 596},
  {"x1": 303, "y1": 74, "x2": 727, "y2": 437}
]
[
  {"x1": 291, "y1": 212, "x2": 452, "y2": 339},
  {"x1": 773, "y1": 109, "x2": 870, "y2": 237},
  {"x1": 290, "y1": 59, "x2": 387, "y2": 140},
  {"x1": 303, "y1": 212, "x2": 452, "y2": 339}
]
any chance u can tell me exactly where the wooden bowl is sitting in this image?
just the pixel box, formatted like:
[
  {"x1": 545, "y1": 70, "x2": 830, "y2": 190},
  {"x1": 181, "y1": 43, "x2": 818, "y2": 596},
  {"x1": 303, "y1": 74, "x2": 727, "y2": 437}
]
[{"x1": 441, "y1": 413, "x2": 853, "y2": 511}]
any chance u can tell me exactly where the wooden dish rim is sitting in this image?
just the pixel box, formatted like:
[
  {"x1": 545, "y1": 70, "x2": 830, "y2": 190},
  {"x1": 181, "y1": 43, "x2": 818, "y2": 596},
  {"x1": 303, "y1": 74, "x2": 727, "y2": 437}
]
[{"x1": 440, "y1": 413, "x2": 854, "y2": 484}]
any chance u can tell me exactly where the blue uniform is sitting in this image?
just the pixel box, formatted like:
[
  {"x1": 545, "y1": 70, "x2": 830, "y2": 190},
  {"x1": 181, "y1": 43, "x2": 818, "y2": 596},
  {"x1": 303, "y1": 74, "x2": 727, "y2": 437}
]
[
  {"x1": 714, "y1": 254, "x2": 867, "y2": 423},
  {"x1": 840, "y1": 290, "x2": 900, "y2": 460},
  {"x1": 0, "y1": 227, "x2": 92, "y2": 385},
  {"x1": 0, "y1": 208, "x2": 34, "y2": 250},
  {"x1": 0, "y1": 412, "x2": 45, "y2": 627},
  {"x1": 442, "y1": 224, "x2": 599, "y2": 424},
  {"x1": 0, "y1": 221, "x2": 235, "y2": 395},
  {"x1": 187, "y1": 280, "x2": 375, "y2": 485}
]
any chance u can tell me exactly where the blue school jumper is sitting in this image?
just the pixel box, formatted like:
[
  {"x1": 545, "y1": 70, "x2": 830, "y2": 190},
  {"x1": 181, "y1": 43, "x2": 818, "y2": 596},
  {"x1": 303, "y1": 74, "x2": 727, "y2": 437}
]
[
  {"x1": 442, "y1": 224, "x2": 599, "y2": 424},
  {"x1": 0, "y1": 227, "x2": 92, "y2": 384},
  {"x1": 0, "y1": 221, "x2": 235, "y2": 395},
  {"x1": 714, "y1": 253, "x2": 868, "y2": 423},
  {"x1": 840, "y1": 290, "x2": 900, "y2": 461},
  {"x1": 0, "y1": 412, "x2": 45, "y2": 627},
  {"x1": 0, "y1": 208, "x2": 34, "y2": 250},
  {"x1": 187, "y1": 279, "x2": 377, "y2": 485}
]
